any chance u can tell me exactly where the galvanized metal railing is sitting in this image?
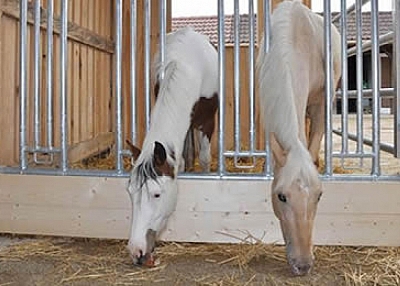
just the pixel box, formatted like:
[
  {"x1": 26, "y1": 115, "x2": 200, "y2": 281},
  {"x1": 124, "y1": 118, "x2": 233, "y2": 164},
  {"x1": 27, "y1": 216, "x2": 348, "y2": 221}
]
[{"x1": 2, "y1": 0, "x2": 399, "y2": 181}]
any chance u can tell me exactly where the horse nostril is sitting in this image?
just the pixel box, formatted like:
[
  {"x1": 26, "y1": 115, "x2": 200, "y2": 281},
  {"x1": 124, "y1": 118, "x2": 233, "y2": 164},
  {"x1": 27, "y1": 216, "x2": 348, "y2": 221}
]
[{"x1": 292, "y1": 263, "x2": 311, "y2": 276}]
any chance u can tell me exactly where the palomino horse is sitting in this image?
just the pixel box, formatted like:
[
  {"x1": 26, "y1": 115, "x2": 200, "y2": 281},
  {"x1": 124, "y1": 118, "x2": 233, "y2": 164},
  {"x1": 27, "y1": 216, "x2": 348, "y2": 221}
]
[
  {"x1": 127, "y1": 27, "x2": 218, "y2": 265},
  {"x1": 256, "y1": 1, "x2": 341, "y2": 275}
]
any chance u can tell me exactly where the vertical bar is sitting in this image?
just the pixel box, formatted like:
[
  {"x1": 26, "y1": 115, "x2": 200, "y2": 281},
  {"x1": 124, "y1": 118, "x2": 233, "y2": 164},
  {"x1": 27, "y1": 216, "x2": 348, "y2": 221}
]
[
  {"x1": 33, "y1": 0, "x2": 41, "y2": 151},
  {"x1": 248, "y1": 0, "x2": 255, "y2": 154},
  {"x1": 263, "y1": 0, "x2": 272, "y2": 175},
  {"x1": 130, "y1": 0, "x2": 137, "y2": 144},
  {"x1": 144, "y1": 0, "x2": 151, "y2": 132},
  {"x1": 323, "y1": 0, "x2": 333, "y2": 175},
  {"x1": 340, "y1": 0, "x2": 349, "y2": 154},
  {"x1": 159, "y1": 0, "x2": 166, "y2": 81},
  {"x1": 19, "y1": 0, "x2": 28, "y2": 170},
  {"x1": 370, "y1": 0, "x2": 380, "y2": 175},
  {"x1": 218, "y1": 0, "x2": 226, "y2": 176},
  {"x1": 47, "y1": 0, "x2": 54, "y2": 148},
  {"x1": 263, "y1": 0, "x2": 271, "y2": 53},
  {"x1": 233, "y1": 0, "x2": 241, "y2": 165},
  {"x1": 355, "y1": 0, "x2": 364, "y2": 154},
  {"x1": 394, "y1": 0, "x2": 400, "y2": 158},
  {"x1": 60, "y1": 0, "x2": 68, "y2": 172},
  {"x1": 115, "y1": 0, "x2": 123, "y2": 172}
]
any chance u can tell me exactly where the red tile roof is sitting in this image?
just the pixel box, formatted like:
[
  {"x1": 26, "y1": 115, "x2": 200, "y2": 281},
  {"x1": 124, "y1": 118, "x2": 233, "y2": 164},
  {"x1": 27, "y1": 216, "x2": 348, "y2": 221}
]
[{"x1": 172, "y1": 12, "x2": 393, "y2": 45}]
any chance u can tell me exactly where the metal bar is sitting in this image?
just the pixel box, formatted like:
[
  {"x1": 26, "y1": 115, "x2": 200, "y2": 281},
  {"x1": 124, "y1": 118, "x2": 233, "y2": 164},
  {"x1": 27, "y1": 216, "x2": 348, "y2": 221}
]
[
  {"x1": 2, "y1": 166, "x2": 400, "y2": 182},
  {"x1": 332, "y1": 129, "x2": 394, "y2": 154},
  {"x1": 130, "y1": 0, "x2": 137, "y2": 144},
  {"x1": 33, "y1": 0, "x2": 41, "y2": 152},
  {"x1": 331, "y1": 0, "x2": 371, "y2": 22},
  {"x1": 348, "y1": 32, "x2": 394, "y2": 57},
  {"x1": 263, "y1": 0, "x2": 272, "y2": 176},
  {"x1": 340, "y1": 0, "x2": 349, "y2": 154},
  {"x1": 159, "y1": 0, "x2": 166, "y2": 81},
  {"x1": 233, "y1": 0, "x2": 241, "y2": 167},
  {"x1": 46, "y1": 0, "x2": 54, "y2": 149},
  {"x1": 25, "y1": 147, "x2": 60, "y2": 153},
  {"x1": 370, "y1": 0, "x2": 381, "y2": 175},
  {"x1": 394, "y1": 0, "x2": 400, "y2": 157},
  {"x1": 355, "y1": 0, "x2": 364, "y2": 154},
  {"x1": 144, "y1": 0, "x2": 151, "y2": 132},
  {"x1": 336, "y1": 87, "x2": 394, "y2": 98},
  {"x1": 224, "y1": 151, "x2": 266, "y2": 157},
  {"x1": 115, "y1": 0, "x2": 123, "y2": 173},
  {"x1": 218, "y1": 0, "x2": 226, "y2": 176},
  {"x1": 324, "y1": 0, "x2": 334, "y2": 175},
  {"x1": 248, "y1": 0, "x2": 256, "y2": 157},
  {"x1": 19, "y1": 0, "x2": 28, "y2": 170},
  {"x1": 60, "y1": 0, "x2": 68, "y2": 172},
  {"x1": 263, "y1": 0, "x2": 271, "y2": 53}
]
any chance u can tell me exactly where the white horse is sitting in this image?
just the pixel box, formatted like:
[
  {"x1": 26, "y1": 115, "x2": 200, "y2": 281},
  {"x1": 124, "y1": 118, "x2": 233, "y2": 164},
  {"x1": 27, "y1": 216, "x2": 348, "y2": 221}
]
[
  {"x1": 256, "y1": 1, "x2": 341, "y2": 276},
  {"x1": 127, "y1": 27, "x2": 218, "y2": 265}
]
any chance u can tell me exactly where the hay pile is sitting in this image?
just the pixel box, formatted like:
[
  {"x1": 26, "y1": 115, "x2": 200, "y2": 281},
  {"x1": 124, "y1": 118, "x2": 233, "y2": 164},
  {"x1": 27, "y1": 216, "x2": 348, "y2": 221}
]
[{"x1": 0, "y1": 235, "x2": 399, "y2": 285}]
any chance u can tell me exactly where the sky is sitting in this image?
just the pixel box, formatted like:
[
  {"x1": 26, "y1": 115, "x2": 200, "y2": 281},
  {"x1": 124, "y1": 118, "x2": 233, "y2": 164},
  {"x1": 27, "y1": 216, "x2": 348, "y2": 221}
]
[{"x1": 172, "y1": 0, "x2": 392, "y2": 17}]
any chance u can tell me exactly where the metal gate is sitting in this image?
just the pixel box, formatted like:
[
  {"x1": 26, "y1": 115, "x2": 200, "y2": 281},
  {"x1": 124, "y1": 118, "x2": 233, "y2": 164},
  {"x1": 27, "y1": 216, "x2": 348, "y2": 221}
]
[{"x1": 0, "y1": 0, "x2": 399, "y2": 180}]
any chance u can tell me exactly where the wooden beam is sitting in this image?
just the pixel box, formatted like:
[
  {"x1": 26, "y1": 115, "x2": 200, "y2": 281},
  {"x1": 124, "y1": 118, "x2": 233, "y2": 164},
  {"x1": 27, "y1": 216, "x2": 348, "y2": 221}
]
[
  {"x1": 68, "y1": 132, "x2": 115, "y2": 163},
  {"x1": 0, "y1": 0, "x2": 114, "y2": 54},
  {"x1": 0, "y1": 174, "x2": 400, "y2": 246}
]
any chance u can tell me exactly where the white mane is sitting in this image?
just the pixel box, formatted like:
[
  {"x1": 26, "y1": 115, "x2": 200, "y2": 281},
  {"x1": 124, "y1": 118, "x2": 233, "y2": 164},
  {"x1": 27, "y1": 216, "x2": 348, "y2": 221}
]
[
  {"x1": 132, "y1": 27, "x2": 218, "y2": 183},
  {"x1": 256, "y1": 1, "x2": 320, "y2": 183}
]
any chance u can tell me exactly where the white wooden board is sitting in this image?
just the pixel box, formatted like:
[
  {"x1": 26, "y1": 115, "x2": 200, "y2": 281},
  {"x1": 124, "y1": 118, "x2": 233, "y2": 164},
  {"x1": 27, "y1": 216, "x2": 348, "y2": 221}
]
[{"x1": 0, "y1": 174, "x2": 399, "y2": 246}]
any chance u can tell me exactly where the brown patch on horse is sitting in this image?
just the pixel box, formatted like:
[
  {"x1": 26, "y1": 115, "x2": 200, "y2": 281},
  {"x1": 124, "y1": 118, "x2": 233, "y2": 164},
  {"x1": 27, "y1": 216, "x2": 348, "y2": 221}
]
[
  {"x1": 153, "y1": 141, "x2": 175, "y2": 179},
  {"x1": 126, "y1": 139, "x2": 141, "y2": 161},
  {"x1": 190, "y1": 93, "x2": 218, "y2": 140}
]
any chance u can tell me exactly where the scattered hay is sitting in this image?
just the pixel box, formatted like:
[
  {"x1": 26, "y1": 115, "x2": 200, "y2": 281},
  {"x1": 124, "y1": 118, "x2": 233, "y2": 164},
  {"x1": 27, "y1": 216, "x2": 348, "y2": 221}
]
[
  {"x1": 70, "y1": 150, "x2": 351, "y2": 175},
  {"x1": 0, "y1": 235, "x2": 399, "y2": 285}
]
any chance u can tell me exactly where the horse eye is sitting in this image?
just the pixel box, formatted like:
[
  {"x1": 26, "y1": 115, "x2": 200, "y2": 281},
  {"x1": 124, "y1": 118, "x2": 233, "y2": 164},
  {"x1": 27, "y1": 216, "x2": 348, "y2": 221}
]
[
  {"x1": 317, "y1": 193, "x2": 322, "y2": 202},
  {"x1": 154, "y1": 194, "x2": 161, "y2": 198},
  {"x1": 278, "y1": 193, "x2": 287, "y2": 203}
]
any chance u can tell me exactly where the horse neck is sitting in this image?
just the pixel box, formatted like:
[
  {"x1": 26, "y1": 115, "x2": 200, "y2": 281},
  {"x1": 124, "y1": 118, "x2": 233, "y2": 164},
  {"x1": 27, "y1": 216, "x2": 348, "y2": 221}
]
[{"x1": 142, "y1": 92, "x2": 198, "y2": 165}]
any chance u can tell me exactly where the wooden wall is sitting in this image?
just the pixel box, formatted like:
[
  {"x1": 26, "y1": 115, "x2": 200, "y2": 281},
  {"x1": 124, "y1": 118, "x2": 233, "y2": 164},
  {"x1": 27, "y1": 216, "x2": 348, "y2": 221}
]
[{"x1": 0, "y1": 0, "x2": 113, "y2": 165}]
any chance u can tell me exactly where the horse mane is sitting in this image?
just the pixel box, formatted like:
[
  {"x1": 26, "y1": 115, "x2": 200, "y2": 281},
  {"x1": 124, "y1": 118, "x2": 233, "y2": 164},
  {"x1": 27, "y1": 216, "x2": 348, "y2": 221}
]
[
  {"x1": 257, "y1": 1, "x2": 319, "y2": 184},
  {"x1": 257, "y1": 0, "x2": 304, "y2": 151}
]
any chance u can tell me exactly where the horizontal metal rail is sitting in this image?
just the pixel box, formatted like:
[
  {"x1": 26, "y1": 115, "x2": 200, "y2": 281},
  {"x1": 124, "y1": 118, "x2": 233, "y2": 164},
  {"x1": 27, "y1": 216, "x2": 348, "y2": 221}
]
[
  {"x1": 336, "y1": 87, "x2": 394, "y2": 98},
  {"x1": 348, "y1": 32, "x2": 394, "y2": 57},
  {"x1": 2, "y1": 165, "x2": 400, "y2": 182},
  {"x1": 332, "y1": 129, "x2": 394, "y2": 154}
]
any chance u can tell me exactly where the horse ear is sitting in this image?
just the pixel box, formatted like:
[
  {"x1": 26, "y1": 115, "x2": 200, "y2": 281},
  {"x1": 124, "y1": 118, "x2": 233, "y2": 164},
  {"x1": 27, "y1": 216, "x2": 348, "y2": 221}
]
[
  {"x1": 125, "y1": 139, "x2": 141, "y2": 161},
  {"x1": 153, "y1": 141, "x2": 167, "y2": 166},
  {"x1": 269, "y1": 132, "x2": 287, "y2": 168}
]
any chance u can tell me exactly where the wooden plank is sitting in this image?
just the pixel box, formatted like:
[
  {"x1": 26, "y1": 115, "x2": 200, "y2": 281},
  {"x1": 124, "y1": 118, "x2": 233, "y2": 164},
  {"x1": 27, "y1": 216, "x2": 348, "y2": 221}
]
[
  {"x1": 67, "y1": 132, "x2": 115, "y2": 163},
  {"x1": 0, "y1": 0, "x2": 114, "y2": 53},
  {"x1": 0, "y1": 174, "x2": 400, "y2": 246},
  {"x1": 0, "y1": 15, "x2": 19, "y2": 165}
]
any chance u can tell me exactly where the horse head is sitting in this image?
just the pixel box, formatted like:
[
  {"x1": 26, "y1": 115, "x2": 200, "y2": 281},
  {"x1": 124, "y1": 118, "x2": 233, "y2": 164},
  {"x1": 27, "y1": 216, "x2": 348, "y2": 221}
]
[
  {"x1": 270, "y1": 133, "x2": 322, "y2": 275},
  {"x1": 126, "y1": 141, "x2": 178, "y2": 265}
]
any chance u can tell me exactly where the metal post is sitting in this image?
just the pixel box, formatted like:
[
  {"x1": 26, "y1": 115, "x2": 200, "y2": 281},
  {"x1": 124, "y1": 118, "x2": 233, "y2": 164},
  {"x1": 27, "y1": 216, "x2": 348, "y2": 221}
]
[
  {"x1": 19, "y1": 0, "x2": 28, "y2": 170},
  {"x1": 159, "y1": 0, "x2": 167, "y2": 81},
  {"x1": 394, "y1": 0, "x2": 400, "y2": 158},
  {"x1": 60, "y1": 0, "x2": 68, "y2": 172},
  {"x1": 263, "y1": 0, "x2": 272, "y2": 176},
  {"x1": 355, "y1": 0, "x2": 364, "y2": 154},
  {"x1": 144, "y1": 0, "x2": 151, "y2": 132},
  {"x1": 130, "y1": 0, "x2": 137, "y2": 145},
  {"x1": 263, "y1": 0, "x2": 271, "y2": 53},
  {"x1": 115, "y1": 0, "x2": 123, "y2": 173},
  {"x1": 33, "y1": 0, "x2": 41, "y2": 156},
  {"x1": 47, "y1": 0, "x2": 54, "y2": 150},
  {"x1": 323, "y1": 0, "x2": 333, "y2": 175},
  {"x1": 370, "y1": 0, "x2": 381, "y2": 175},
  {"x1": 340, "y1": 0, "x2": 349, "y2": 154},
  {"x1": 218, "y1": 0, "x2": 226, "y2": 176},
  {"x1": 233, "y1": 0, "x2": 241, "y2": 166},
  {"x1": 248, "y1": 0, "x2": 256, "y2": 157}
]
